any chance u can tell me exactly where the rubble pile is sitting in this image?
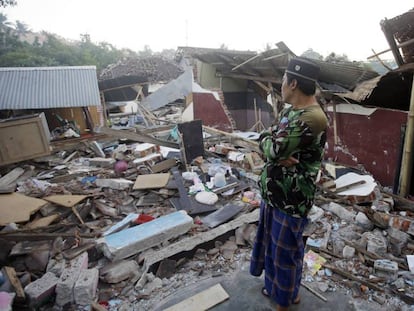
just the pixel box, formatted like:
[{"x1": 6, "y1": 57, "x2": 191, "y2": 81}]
[
  {"x1": 0, "y1": 131, "x2": 414, "y2": 310},
  {"x1": 99, "y1": 56, "x2": 184, "y2": 83}
]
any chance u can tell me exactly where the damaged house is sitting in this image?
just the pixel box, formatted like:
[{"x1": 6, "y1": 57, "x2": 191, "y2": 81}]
[
  {"x1": 2, "y1": 7, "x2": 414, "y2": 311},
  {"x1": 0, "y1": 66, "x2": 103, "y2": 165},
  {"x1": 324, "y1": 8, "x2": 414, "y2": 197}
]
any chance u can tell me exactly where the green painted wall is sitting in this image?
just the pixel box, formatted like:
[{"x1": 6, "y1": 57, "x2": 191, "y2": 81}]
[{"x1": 196, "y1": 61, "x2": 247, "y2": 92}]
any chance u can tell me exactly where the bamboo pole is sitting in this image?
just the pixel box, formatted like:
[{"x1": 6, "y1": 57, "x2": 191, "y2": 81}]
[
  {"x1": 399, "y1": 75, "x2": 414, "y2": 197},
  {"x1": 332, "y1": 100, "x2": 338, "y2": 145}
]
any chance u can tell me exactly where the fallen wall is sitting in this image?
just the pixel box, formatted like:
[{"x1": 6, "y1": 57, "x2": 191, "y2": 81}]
[{"x1": 325, "y1": 103, "x2": 407, "y2": 188}]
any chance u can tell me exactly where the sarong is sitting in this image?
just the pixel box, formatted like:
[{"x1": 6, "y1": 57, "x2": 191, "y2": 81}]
[{"x1": 250, "y1": 200, "x2": 308, "y2": 307}]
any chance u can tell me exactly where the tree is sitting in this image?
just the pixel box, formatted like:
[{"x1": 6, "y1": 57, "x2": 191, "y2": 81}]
[
  {"x1": 301, "y1": 48, "x2": 323, "y2": 60},
  {"x1": 0, "y1": 19, "x2": 137, "y2": 71},
  {"x1": 0, "y1": 13, "x2": 12, "y2": 30},
  {"x1": 138, "y1": 45, "x2": 153, "y2": 57},
  {"x1": 219, "y1": 43, "x2": 228, "y2": 50},
  {"x1": 158, "y1": 48, "x2": 176, "y2": 60},
  {"x1": 0, "y1": 0, "x2": 16, "y2": 8},
  {"x1": 324, "y1": 52, "x2": 349, "y2": 63},
  {"x1": 15, "y1": 20, "x2": 29, "y2": 36}
]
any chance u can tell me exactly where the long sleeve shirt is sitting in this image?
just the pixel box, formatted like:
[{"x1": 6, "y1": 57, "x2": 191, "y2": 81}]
[{"x1": 259, "y1": 104, "x2": 328, "y2": 217}]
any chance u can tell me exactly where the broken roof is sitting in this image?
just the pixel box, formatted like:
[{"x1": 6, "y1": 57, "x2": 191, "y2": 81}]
[
  {"x1": 177, "y1": 43, "x2": 379, "y2": 92},
  {"x1": 381, "y1": 8, "x2": 414, "y2": 65},
  {"x1": 0, "y1": 66, "x2": 101, "y2": 110},
  {"x1": 338, "y1": 63, "x2": 414, "y2": 110},
  {"x1": 98, "y1": 56, "x2": 184, "y2": 102},
  {"x1": 99, "y1": 56, "x2": 184, "y2": 87}
]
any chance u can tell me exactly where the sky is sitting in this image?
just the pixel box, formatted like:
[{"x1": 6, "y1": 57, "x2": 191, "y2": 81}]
[{"x1": 1, "y1": 0, "x2": 412, "y2": 61}]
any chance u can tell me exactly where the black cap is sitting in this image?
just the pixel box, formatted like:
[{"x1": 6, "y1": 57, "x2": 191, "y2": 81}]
[{"x1": 286, "y1": 57, "x2": 320, "y2": 82}]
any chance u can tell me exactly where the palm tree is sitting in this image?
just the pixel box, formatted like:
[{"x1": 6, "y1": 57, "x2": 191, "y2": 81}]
[
  {"x1": 15, "y1": 20, "x2": 29, "y2": 36},
  {"x1": 0, "y1": 13, "x2": 12, "y2": 48},
  {"x1": 0, "y1": 0, "x2": 16, "y2": 8},
  {"x1": 0, "y1": 13, "x2": 12, "y2": 30}
]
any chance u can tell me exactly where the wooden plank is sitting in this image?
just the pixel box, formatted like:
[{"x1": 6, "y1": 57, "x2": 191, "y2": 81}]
[
  {"x1": 323, "y1": 263, "x2": 384, "y2": 292},
  {"x1": 0, "y1": 167, "x2": 25, "y2": 189},
  {"x1": 151, "y1": 158, "x2": 177, "y2": 173},
  {"x1": 203, "y1": 126, "x2": 260, "y2": 153},
  {"x1": 301, "y1": 282, "x2": 327, "y2": 302},
  {"x1": 43, "y1": 195, "x2": 88, "y2": 208},
  {"x1": 133, "y1": 173, "x2": 170, "y2": 190},
  {"x1": 25, "y1": 214, "x2": 60, "y2": 229},
  {"x1": 0, "y1": 193, "x2": 47, "y2": 225},
  {"x1": 0, "y1": 232, "x2": 97, "y2": 241},
  {"x1": 4, "y1": 266, "x2": 25, "y2": 299},
  {"x1": 164, "y1": 283, "x2": 229, "y2": 311}
]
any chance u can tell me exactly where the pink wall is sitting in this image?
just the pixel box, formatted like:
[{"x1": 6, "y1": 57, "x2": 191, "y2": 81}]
[{"x1": 325, "y1": 107, "x2": 408, "y2": 187}]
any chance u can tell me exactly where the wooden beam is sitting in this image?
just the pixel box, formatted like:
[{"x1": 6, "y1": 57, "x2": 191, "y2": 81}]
[
  {"x1": 367, "y1": 37, "x2": 414, "y2": 60},
  {"x1": 231, "y1": 54, "x2": 260, "y2": 71},
  {"x1": 380, "y1": 20, "x2": 405, "y2": 66},
  {"x1": 323, "y1": 263, "x2": 384, "y2": 292},
  {"x1": 262, "y1": 52, "x2": 288, "y2": 61},
  {"x1": 253, "y1": 80, "x2": 271, "y2": 93},
  {"x1": 216, "y1": 72, "x2": 282, "y2": 84},
  {"x1": 0, "y1": 232, "x2": 97, "y2": 241},
  {"x1": 100, "y1": 82, "x2": 149, "y2": 93},
  {"x1": 137, "y1": 209, "x2": 259, "y2": 289},
  {"x1": 301, "y1": 282, "x2": 327, "y2": 302},
  {"x1": 94, "y1": 126, "x2": 179, "y2": 149},
  {"x1": 203, "y1": 126, "x2": 260, "y2": 153},
  {"x1": 4, "y1": 266, "x2": 25, "y2": 299}
]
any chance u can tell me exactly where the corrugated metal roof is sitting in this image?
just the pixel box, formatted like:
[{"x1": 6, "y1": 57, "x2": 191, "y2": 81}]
[{"x1": 0, "y1": 66, "x2": 101, "y2": 110}]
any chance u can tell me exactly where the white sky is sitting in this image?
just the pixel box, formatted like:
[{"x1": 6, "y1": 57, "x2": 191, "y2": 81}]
[{"x1": 2, "y1": 0, "x2": 412, "y2": 61}]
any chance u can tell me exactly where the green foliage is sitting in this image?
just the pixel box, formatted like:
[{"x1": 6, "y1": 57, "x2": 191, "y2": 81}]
[
  {"x1": 0, "y1": 0, "x2": 16, "y2": 8},
  {"x1": 0, "y1": 15, "x2": 139, "y2": 73},
  {"x1": 301, "y1": 48, "x2": 323, "y2": 60},
  {"x1": 324, "y1": 52, "x2": 350, "y2": 63}
]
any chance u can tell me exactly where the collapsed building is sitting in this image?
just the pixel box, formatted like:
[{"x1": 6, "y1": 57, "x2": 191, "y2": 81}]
[{"x1": 0, "y1": 7, "x2": 414, "y2": 311}]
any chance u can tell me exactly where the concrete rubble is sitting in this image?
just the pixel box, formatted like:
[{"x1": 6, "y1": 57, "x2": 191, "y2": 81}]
[{"x1": 0, "y1": 124, "x2": 414, "y2": 311}]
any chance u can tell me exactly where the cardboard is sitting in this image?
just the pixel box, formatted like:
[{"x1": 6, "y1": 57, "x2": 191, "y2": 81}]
[
  {"x1": 43, "y1": 195, "x2": 88, "y2": 207},
  {"x1": 25, "y1": 214, "x2": 60, "y2": 229},
  {"x1": 0, "y1": 193, "x2": 47, "y2": 225},
  {"x1": 133, "y1": 173, "x2": 170, "y2": 190}
]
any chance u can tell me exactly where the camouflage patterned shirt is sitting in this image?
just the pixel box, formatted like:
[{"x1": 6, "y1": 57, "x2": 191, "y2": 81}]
[{"x1": 259, "y1": 104, "x2": 328, "y2": 217}]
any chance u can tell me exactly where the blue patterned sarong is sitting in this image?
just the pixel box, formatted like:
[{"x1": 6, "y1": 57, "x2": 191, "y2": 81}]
[{"x1": 250, "y1": 200, "x2": 308, "y2": 307}]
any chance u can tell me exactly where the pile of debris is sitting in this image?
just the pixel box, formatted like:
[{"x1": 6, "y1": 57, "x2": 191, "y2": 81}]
[
  {"x1": 0, "y1": 126, "x2": 414, "y2": 310},
  {"x1": 99, "y1": 56, "x2": 184, "y2": 83}
]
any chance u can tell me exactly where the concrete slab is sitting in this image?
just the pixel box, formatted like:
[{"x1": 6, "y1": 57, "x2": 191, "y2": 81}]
[{"x1": 98, "y1": 210, "x2": 193, "y2": 261}]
